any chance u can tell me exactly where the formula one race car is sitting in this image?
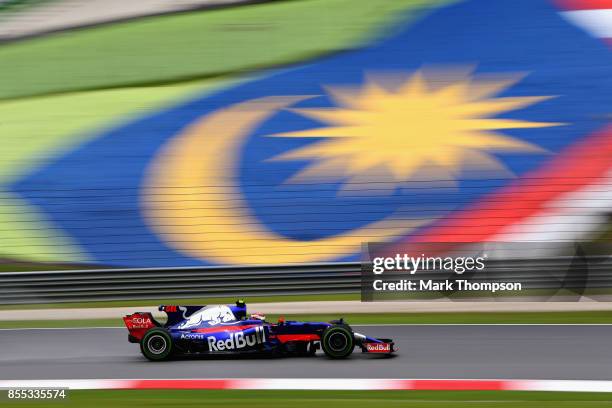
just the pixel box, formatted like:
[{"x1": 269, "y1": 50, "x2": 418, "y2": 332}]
[{"x1": 124, "y1": 300, "x2": 395, "y2": 361}]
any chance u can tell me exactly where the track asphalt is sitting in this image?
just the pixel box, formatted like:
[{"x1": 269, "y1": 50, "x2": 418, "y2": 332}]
[{"x1": 1, "y1": 325, "x2": 610, "y2": 380}]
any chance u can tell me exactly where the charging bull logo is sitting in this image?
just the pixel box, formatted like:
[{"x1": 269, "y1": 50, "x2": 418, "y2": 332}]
[
  {"x1": 207, "y1": 326, "x2": 266, "y2": 351},
  {"x1": 177, "y1": 306, "x2": 236, "y2": 329},
  {"x1": 11, "y1": 0, "x2": 612, "y2": 267}
]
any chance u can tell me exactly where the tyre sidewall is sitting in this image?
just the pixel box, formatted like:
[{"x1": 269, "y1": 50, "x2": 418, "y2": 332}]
[
  {"x1": 322, "y1": 325, "x2": 354, "y2": 358},
  {"x1": 140, "y1": 328, "x2": 173, "y2": 361}
]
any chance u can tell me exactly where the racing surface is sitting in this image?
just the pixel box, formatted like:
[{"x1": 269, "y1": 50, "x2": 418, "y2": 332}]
[{"x1": 1, "y1": 325, "x2": 611, "y2": 380}]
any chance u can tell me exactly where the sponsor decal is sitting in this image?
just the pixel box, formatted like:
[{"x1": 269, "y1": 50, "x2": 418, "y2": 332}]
[
  {"x1": 365, "y1": 343, "x2": 391, "y2": 353},
  {"x1": 180, "y1": 333, "x2": 205, "y2": 341},
  {"x1": 126, "y1": 314, "x2": 154, "y2": 329},
  {"x1": 132, "y1": 317, "x2": 152, "y2": 325},
  {"x1": 207, "y1": 326, "x2": 266, "y2": 351}
]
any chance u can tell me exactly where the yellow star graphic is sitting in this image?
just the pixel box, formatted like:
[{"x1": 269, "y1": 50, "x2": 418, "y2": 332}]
[{"x1": 270, "y1": 69, "x2": 563, "y2": 193}]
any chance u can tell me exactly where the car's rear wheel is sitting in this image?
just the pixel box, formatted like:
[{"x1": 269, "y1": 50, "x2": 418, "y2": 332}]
[
  {"x1": 140, "y1": 328, "x2": 173, "y2": 361},
  {"x1": 321, "y1": 324, "x2": 354, "y2": 359}
]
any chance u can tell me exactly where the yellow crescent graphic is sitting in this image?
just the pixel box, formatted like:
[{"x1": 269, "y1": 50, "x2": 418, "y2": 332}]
[{"x1": 143, "y1": 96, "x2": 429, "y2": 265}]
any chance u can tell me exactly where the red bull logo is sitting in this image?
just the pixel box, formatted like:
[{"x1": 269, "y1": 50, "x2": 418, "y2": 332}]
[
  {"x1": 365, "y1": 343, "x2": 391, "y2": 353},
  {"x1": 207, "y1": 326, "x2": 266, "y2": 351}
]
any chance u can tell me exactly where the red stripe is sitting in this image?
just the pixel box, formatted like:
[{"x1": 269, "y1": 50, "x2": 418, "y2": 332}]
[
  {"x1": 192, "y1": 324, "x2": 259, "y2": 334},
  {"x1": 130, "y1": 379, "x2": 231, "y2": 389},
  {"x1": 397, "y1": 125, "x2": 612, "y2": 244},
  {"x1": 554, "y1": 0, "x2": 612, "y2": 10},
  {"x1": 408, "y1": 380, "x2": 506, "y2": 391},
  {"x1": 276, "y1": 334, "x2": 320, "y2": 343},
  {"x1": 130, "y1": 379, "x2": 506, "y2": 391}
]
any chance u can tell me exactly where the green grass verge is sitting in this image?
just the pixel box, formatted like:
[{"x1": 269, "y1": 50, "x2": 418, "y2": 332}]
[
  {"x1": 0, "y1": 0, "x2": 443, "y2": 100},
  {"x1": 2, "y1": 311, "x2": 612, "y2": 328},
  {"x1": 3, "y1": 390, "x2": 612, "y2": 407}
]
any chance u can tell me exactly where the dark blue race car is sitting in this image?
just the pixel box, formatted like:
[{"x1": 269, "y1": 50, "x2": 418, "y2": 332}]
[{"x1": 124, "y1": 300, "x2": 395, "y2": 361}]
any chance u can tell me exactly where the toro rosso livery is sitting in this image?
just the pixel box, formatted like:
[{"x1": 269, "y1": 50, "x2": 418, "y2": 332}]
[{"x1": 124, "y1": 300, "x2": 395, "y2": 360}]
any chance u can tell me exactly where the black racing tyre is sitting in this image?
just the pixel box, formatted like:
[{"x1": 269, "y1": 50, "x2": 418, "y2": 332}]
[
  {"x1": 140, "y1": 328, "x2": 173, "y2": 361},
  {"x1": 321, "y1": 324, "x2": 354, "y2": 359}
]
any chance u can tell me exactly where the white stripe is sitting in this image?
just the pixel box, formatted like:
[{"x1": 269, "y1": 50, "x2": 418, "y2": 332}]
[
  {"x1": 0, "y1": 380, "x2": 125, "y2": 390},
  {"x1": 513, "y1": 380, "x2": 612, "y2": 393},
  {"x1": 561, "y1": 9, "x2": 612, "y2": 38},
  {"x1": 234, "y1": 378, "x2": 398, "y2": 390}
]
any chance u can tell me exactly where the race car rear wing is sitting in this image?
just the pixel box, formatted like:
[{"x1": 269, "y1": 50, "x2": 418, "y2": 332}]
[{"x1": 123, "y1": 312, "x2": 160, "y2": 342}]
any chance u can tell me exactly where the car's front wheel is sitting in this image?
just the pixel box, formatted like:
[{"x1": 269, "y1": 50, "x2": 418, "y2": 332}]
[
  {"x1": 140, "y1": 328, "x2": 173, "y2": 361},
  {"x1": 321, "y1": 324, "x2": 354, "y2": 359}
]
